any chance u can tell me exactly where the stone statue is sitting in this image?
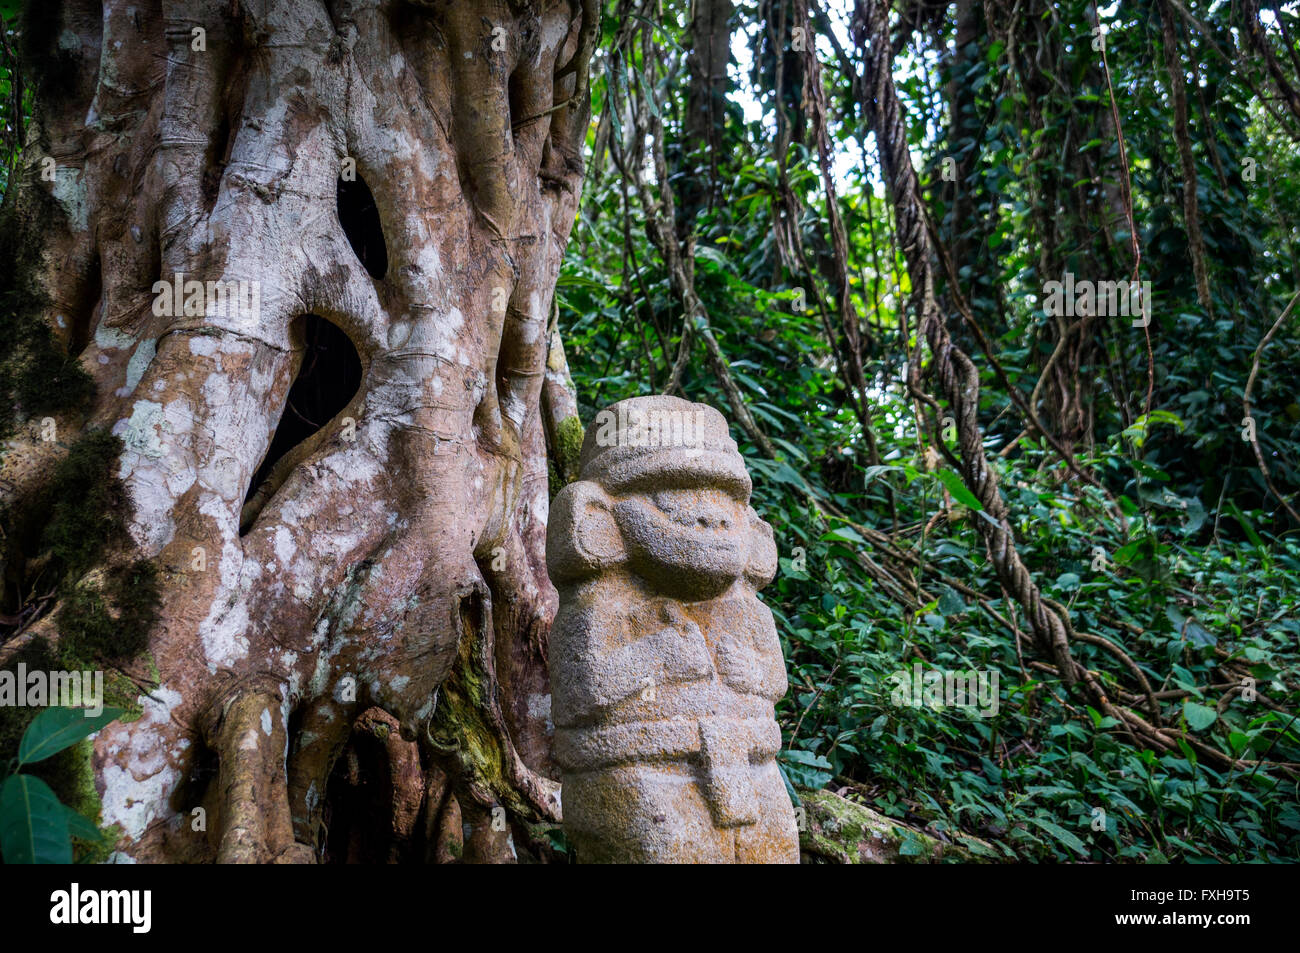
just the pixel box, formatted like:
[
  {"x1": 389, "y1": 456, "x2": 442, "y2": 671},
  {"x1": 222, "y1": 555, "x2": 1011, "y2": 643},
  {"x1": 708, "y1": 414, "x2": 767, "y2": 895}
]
[{"x1": 547, "y1": 396, "x2": 800, "y2": 863}]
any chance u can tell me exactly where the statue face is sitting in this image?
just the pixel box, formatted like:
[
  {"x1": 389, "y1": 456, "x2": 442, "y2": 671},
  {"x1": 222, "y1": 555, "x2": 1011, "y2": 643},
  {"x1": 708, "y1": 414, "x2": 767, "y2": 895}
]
[{"x1": 613, "y1": 485, "x2": 750, "y2": 599}]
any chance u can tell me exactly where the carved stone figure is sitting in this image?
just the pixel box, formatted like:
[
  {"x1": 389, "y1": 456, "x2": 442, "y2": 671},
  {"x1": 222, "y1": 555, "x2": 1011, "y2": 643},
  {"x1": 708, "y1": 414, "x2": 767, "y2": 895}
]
[{"x1": 547, "y1": 396, "x2": 800, "y2": 863}]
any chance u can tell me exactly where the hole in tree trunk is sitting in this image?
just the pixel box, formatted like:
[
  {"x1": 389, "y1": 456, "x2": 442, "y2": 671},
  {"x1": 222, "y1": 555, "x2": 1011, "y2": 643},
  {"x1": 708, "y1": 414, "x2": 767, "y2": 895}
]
[
  {"x1": 337, "y1": 173, "x2": 388, "y2": 280},
  {"x1": 320, "y1": 709, "x2": 425, "y2": 864},
  {"x1": 242, "y1": 315, "x2": 362, "y2": 515},
  {"x1": 64, "y1": 253, "x2": 102, "y2": 359}
]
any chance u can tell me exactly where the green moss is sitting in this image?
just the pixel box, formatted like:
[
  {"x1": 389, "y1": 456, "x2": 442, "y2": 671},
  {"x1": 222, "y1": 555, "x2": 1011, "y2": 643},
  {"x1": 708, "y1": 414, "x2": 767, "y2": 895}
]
[
  {"x1": 2, "y1": 429, "x2": 130, "y2": 603},
  {"x1": 553, "y1": 414, "x2": 585, "y2": 484},
  {"x1": 0, "y1": 637, "x2": 59, "y2": 767},
  {"x1": 32, "y1": 430, "x2": 130, "y2": 575},
  {"x1": 426, "y1": 598, "x2": 529, "y2": 818},
  {"x1": 546, "y1": 459, "x2": 561, "y2": 502},
  {"x1": 797, "y1": 787, "x2": 991, "y2": 864},
  {"x1": 1, "y1": 429, "x2": 159, "y2": 688},
  {"x1": 0, "y1": 184, "x2": 96, "y2": 437},
  {"x1": 0, "y1": 135, "x2": 145, "y2": 855},
  {"x1": 56, "y1": 560, "x2": 160, "y2": 663}
]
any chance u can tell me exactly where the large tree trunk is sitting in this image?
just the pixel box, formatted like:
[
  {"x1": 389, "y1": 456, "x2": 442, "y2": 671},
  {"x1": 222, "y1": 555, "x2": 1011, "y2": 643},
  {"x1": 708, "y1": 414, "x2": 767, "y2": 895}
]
[
  {"x1": 677, "y1": 0, "x2": 731, "y2": 230},
  {"x1": 0, "y1": 0, "x2": 595, "y2": 863}
]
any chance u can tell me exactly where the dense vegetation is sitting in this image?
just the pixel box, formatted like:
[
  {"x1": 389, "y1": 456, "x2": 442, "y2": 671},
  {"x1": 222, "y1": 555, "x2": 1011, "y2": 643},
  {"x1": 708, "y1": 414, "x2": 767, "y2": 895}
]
[{"x1": 557, "y1": 0, "x2": 1300, "y2": 862}]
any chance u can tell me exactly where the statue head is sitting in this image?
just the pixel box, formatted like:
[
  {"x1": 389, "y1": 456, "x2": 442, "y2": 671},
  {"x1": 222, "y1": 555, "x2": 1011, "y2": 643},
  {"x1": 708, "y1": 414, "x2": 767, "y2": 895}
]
[{"x1": 547, "y1": 396, "x2": 775, "y2": 602}]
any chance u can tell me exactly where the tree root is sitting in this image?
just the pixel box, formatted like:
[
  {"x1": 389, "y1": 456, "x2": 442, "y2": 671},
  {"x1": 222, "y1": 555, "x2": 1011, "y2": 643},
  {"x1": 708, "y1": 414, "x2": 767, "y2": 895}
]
[{"x1": 206, "y1": 686, "x2": 313, "y2": 864}]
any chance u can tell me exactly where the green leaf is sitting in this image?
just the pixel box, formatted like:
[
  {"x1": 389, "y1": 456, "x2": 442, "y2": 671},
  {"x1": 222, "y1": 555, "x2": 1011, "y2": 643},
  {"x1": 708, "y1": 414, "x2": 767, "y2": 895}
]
[
  {"x1": 1055, "y1": 572, "x2": 1081, "y2": 590},
  {"x1": 899, "y1": 833, "x2": 925, "y2": 856},
  {"x1": 18, "y1": 707, "x2": 125, "y2": 767},
  {"x1": 821, "y1": 525, "x2": 867, "y2": 546},
  {"x1": 936, "y1": 469, "x2": 983, "y2": 510},
  {"x1": 780, "y1": 749, "x2": 834, "y2": 789},
  {"x1": 937, "y1": 586, "x2": 965, "y2": 616},
  {"x1": 1183, "y1": 701, "x2": 1218, "y2": 732},
  {"x1": 1224, "y1": 502, "x2": 1264, "y2": 549},
  {"x1": 60, "y1": 803, "x2": 104, "y2": 844},
  {"x1": 1027, "y1": 816, "x2": 1087, "y2": 856},
  {"x1": 0, "y1": 775, "x2": 72, "y2": 864}
]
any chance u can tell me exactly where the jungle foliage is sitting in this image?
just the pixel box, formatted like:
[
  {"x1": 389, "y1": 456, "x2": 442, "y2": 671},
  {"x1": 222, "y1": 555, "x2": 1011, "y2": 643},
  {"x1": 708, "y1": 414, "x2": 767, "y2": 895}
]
[{"x1": 557, "y1": 0, "x2": 1300, "y2": 862}]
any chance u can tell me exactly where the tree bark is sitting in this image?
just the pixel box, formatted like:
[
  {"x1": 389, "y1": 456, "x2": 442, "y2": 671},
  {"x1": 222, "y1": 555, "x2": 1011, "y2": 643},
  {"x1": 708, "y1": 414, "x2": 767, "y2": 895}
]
[
  {"x1": 678, "y1": 0, "x2": 732, "y2": 228},
  {"x1": 0, "y1": 0, "x2": 596, "y2": 863}
]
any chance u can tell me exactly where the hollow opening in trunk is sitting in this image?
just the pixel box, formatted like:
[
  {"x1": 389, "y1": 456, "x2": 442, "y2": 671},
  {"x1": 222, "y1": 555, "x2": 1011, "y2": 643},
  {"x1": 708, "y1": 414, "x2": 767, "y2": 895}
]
[
  {"x1": 242, "y1": 315, "x2": 362, "y2": 517},
  {"x1": 320, "y1": 709, "x2": 425, "y2": 864},
  {"x1": 337, "y1": 172, "x2": 388, "y2": 280},
  {"x1": 67, "y1": 253, "x2": 102, "y2": 358}
]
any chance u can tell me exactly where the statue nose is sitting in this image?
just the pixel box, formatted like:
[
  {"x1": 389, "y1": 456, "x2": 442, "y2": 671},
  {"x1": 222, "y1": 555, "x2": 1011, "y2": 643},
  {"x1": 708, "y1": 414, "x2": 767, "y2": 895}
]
[{"x1": 696, "y1": 513, "x2": 730, "y2": 530}]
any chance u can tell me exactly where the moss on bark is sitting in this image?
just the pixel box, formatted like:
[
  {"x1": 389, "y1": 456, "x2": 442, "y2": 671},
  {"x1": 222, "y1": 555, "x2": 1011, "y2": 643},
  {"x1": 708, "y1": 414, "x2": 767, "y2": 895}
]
[{"x1": 797, "y1": 787, "x2": 994, "y2": 863}]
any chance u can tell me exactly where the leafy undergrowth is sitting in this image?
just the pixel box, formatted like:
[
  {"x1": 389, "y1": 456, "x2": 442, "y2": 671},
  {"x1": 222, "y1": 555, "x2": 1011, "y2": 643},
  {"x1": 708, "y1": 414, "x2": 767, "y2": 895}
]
[{"x1": 761, "y1": 437, "x2": 1300, "y2": 862}]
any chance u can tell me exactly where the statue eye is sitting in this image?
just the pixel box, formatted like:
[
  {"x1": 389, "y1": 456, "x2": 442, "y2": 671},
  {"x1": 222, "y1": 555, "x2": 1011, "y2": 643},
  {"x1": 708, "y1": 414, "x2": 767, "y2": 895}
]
[
  {"x1": 651, "y1": 491, "x2": 699, "y2": 523},
  {"x1": 651, "y1": 490, "x2": 679, "y2": 511}
]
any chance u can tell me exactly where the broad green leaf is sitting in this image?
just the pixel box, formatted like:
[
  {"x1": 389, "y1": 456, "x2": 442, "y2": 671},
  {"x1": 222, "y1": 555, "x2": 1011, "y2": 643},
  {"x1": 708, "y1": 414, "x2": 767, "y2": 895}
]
[
  {"x1": 1183, "y1": 701, "x2": 1218, "y2": 732},
  {"x1": 60, "y1": 803, "x2": 104, "y2": 844},
  {"x1": 18, "y1": 707, "x2": 125, "y2": 767},
  {"x1": 779, "y1": 749, "x2": 833, "y2": 789},
  {"x1": 899, "y1": 834, "x2": 926, "y2": 856},
  {"x1": 937, "y1": 586, "x2": 965, "y2": 616},
  {"x1": 936, "y1": 469, "x2": 983, "y2": 510},
  {"x1": 821, "y1": 525, "x2": 867, "y2": 546},
  {"x1": 1027, "y1": 816, "x2": 1087, "y2": 856},
  {"x1": 0, "y1": 775, "x2": 72, "y2": 864}
]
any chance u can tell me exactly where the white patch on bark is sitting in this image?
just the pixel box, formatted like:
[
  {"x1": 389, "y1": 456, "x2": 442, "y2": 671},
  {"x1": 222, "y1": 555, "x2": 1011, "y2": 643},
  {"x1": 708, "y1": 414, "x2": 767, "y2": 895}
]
[
  {"x1": 96, "y1": 324, "x2": 135, "y2": 350},
  {"x1": 116, "y1": 401, "x2": 188, "y2": 551},
  {"x1": 524, "y1": 291, "x2": 543, "y2": 343},
  {"x1": 416, "y1": 244, "x2": 443, "y2": 283},
  {"x1": 198, "y1": 358, "x2": 268, "y2": 501},
  {"x1": 197, "y1": 527, "x2": 258, "y2": 670},
  {"x1": 118, "y1": 337, "x2": 157, "y2": 396},
  {"x1": 101, "y1": 762, "x2": 179, "y2": 841},
  {"x1": 50, "y1": 164, "x2": 89, "y2": 232},
  {"x1": 541, "y1": 14, "x2": 570, "y2": 57},
  {"x1": 274, "y1": 526, "x2": 295, "y2": 566},
  {"x1": 118, "y1": 401, "x2": 165, "y2": 459},
  {"x1": 188, "y1": 335, "x2": 219, "y2": 358},
  {"x1": 527, "y1": 692, "x2": 552, "y2": 722}
]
